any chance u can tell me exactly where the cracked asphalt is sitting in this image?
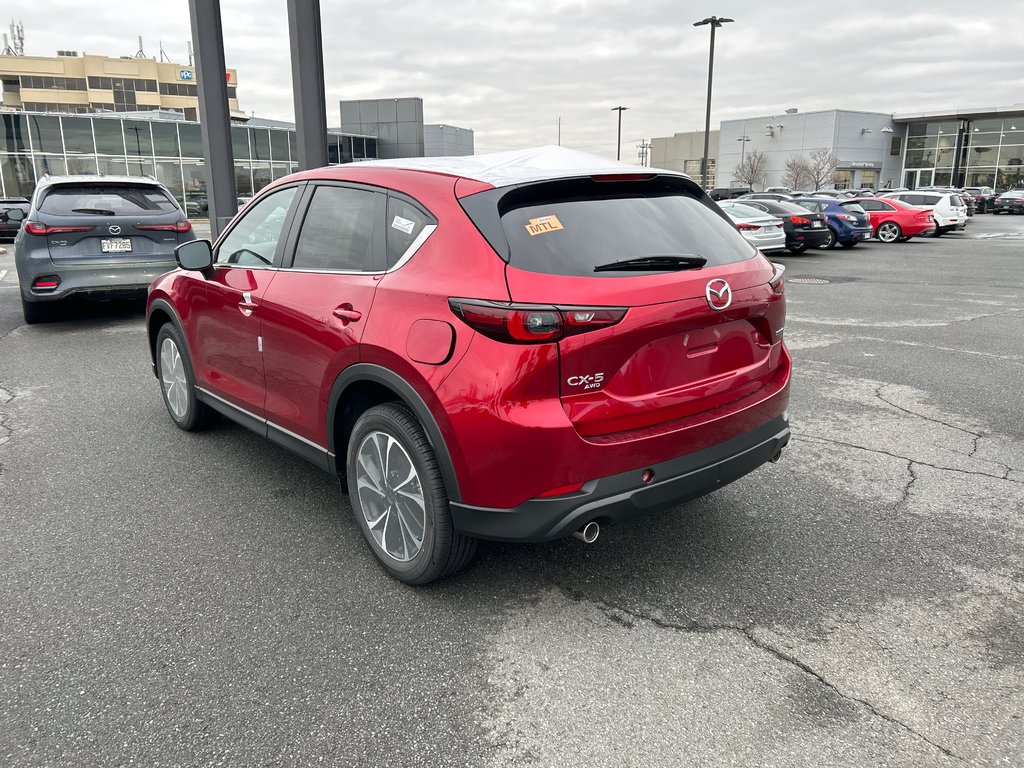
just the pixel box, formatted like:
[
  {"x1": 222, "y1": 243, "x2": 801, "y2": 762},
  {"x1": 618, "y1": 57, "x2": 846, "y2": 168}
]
[{"x1": 1, "y1": 214, "x2": 1022, "y2": 767}]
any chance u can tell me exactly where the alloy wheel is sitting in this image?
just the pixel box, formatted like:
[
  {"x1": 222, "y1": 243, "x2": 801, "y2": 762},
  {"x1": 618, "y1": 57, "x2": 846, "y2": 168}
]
[
  {"x1": 878, "y1": 223, "x2": 900, "y2": 243},
  {"x1": 159, "y1": 337, "x2": 189, "y2": 419},
  {"x1": 355, "y1": 430, "x2": 427, "y2": 563}
]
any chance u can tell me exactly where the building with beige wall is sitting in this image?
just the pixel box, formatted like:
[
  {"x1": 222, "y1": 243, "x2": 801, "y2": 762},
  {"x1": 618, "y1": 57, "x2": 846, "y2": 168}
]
[
  {"x1": 650, "y1": 129, "x2": 719, "y2": 185},
  {"x1": 0, "y1": 53, "x2": 240, "y2": 121}
]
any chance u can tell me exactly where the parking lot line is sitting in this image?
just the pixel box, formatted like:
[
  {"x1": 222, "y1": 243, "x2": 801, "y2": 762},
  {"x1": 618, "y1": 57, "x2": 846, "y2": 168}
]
[{"x1": 0, "y1": 270, "x2": 7, "y2": 282}]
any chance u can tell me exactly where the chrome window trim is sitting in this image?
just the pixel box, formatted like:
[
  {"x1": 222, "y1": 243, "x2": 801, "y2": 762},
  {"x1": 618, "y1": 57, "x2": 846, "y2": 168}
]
[{"x1": 388, "y1": 223, "x2": 437, "y2": 273}]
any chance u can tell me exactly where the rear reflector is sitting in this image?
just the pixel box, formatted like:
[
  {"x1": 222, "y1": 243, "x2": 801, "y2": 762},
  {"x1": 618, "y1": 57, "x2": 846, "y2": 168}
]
[
  {"x1": 535, "y1": 481, "x2": 586, "y2": 498},
  {"x1": 449, "y1": 299, "x2": 626, "y2": 344},
  {"x1": 136, "y1": 220, "x2": 192, "y2": 233},
  {"x1": 32, "y1": 275, "x2": 60, "y2": 290},
  {"x1": 24, "y1": 221, "x2": 94, "y2": 236}
]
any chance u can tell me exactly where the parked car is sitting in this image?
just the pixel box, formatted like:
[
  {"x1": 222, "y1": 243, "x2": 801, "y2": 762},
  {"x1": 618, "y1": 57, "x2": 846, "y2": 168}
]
[
  {"x1": 876, "y1": 187, "x2": 909, "y2": 195},
  {"x1": 811, "y1": 189, "x2": 857, "y2": 199},
  {"x1": 844, "y1": 197, "x2": 936, "y2": 242},
  {"x1": 764, "y1": 186, "x2": 792, "y2": 194},
  {"x1": 0, "y1": 197, "x2": 30, "y2": 240},
  {"x1": 737, "y1": 192, "x2": 794, "y2": 202},
  {"x1": 15, "y1": 175, "x2": 195, "y2": 324},
  {"x1": 880, "y1": 191, "x2": 968, "y2": 235},
  {"x1": 146, "y1": 148, "x2": 792, "y2": 584},
  {"x1": 717, "y1": 201, "x2": 787, "y2": 252},
  {"x1": 963, "y1": 186, "x2": 995, "y2": 213},
  {"x1": 708, "y1": 187, "x2": 754, "y2": 201},
  {"x1": 920, "y1": 187, "x2": 976, "y2": 216},
  {"x1": 731, "y1": 198, "x2": 830, "y2": 253},
  {"x1": 790, "y1": 197, "x2": 873, "y2": 249},
  {"x1": 992, "y1": 190, "x2": 1024, "y2": 214}
]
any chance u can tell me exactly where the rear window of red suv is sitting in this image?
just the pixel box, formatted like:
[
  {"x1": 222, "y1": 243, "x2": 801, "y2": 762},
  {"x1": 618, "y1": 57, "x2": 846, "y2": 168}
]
[
  {"x1": 466, "y1": 176, "x2": 755, "y2": 277},
  {"x1": 39, "y1": 184, "x2": 179, "y2": 216}
]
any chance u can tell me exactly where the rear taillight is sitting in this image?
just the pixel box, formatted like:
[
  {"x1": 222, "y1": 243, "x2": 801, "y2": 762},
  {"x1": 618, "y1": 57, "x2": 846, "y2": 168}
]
[
  {"x1": 449, "y1": 299, "x2": 626, "y2": 344},
  {"x1": 32, "y1": 275, "x2": 61, "y2": 291},
  {"x1": 136, "y1": 220, "x2": 192, "y2": 233},
  {"x1": 24, "y1": 221, "x2": 94, "y2": 236},
  {"x1": 769, "y1": 263, "x2": 785, "y2": 295},
  {"x1": 837, "y1": 213, "x2": 857, "y2": 222},
  {"x1": 789, "y1": 216, "x2": 811, "y2": 225},
  {"x1": 737, "y1": 223, "x2": 761, "y2": 231}
]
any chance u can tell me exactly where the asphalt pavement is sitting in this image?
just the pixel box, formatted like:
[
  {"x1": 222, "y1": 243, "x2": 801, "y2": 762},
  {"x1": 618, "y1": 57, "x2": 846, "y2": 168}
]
[{"x1": 1, "y1": 215, "x2": 1022, "y2": 767}]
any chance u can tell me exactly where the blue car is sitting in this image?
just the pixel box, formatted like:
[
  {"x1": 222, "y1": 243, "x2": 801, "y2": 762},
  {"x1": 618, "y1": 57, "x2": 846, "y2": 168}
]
[{"x1": 790, "y1": 197, "x2": 873, "y2": 249}]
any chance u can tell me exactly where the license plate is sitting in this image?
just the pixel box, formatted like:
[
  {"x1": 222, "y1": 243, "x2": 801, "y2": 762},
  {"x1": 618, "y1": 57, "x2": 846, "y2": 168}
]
[
  {"x1": 101, "y1": 238, "x2": 132, "y2": 253},
  {"x1": 812, "y1": 221, "x2": 823, "y2": 228}
]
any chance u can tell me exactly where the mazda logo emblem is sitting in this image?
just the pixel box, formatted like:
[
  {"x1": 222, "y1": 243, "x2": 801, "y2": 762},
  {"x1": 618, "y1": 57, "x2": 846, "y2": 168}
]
[
  {"x1": 108, "y1": 225, "x2": 121, "y2": 235},
  {"x1": 706, "y1": 279, "x2": 732, "y2": 311}
]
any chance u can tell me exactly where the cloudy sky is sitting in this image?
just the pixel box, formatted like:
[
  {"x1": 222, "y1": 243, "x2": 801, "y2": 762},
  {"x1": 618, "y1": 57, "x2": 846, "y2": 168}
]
[{"x1": 9, "y1": 1, "x2": 1024, "y2": 160}]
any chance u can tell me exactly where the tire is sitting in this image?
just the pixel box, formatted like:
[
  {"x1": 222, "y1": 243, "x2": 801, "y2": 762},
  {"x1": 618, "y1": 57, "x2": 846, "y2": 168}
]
[
  {"x1": 840, "y1": 240, "x2": 858, "y2": 249},
  {"x1": 155, "y1": 323, "x2": 217, "y2": 432},
  {"x1": 21, "y1": 297, "x2": 56, "y2": 325},
  {"x1": 818, "y1": 228, "x2": 837, "y2": 249},
  {"x1": 788, "y1": 243, "x2": 808, "y2": 254},
  {"x1": 347, "y1": 402, "x2": 477, "y2": 585},
  {"x1": 876, "y1": 221, "x2": 902, "y2": 243},
  {"x1": 933, "y1": 228, "x2": 944, "y2": 237}
]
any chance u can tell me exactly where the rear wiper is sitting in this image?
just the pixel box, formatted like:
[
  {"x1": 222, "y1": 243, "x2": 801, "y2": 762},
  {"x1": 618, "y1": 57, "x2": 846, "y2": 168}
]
[
  {"x1": 593, "y1": 254, "x2": 707, "y2": 272},
  {"x1": 71, "y1": 208, "x2": 116, "y2": 215}
]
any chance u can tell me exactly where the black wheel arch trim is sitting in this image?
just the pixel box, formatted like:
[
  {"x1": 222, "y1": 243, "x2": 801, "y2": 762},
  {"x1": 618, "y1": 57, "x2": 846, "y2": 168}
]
[
  {"x1": 146, "y1": 297, "x2": 187, "y2": 378},
  {"x1": 328, "y1": 364, "x2": 462, "y2": 503}
]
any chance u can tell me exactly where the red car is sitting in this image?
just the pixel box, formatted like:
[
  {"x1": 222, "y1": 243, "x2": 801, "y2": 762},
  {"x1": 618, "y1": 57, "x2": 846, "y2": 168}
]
[
  {"x1": 845, "y1": 197, "x2": 935, "y2": 242},
  {"x1": 146, "y1": 147, "x2": 791, "y2": 584}
]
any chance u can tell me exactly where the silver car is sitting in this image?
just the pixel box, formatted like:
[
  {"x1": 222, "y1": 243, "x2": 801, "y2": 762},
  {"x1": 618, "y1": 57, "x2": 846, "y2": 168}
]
[
  {"x1": 14, "y1": 175, "x2": 195, "y2": 324},
  {"x1": 718, "y1": 201, "x2": 786, "y2": 252}
]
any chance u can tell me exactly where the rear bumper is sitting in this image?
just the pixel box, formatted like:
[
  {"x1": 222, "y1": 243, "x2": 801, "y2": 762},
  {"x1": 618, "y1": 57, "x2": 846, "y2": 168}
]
[
  {"x1": 450, "y1": 414, "x2": 791, "y2": 542},
  {"x1": 837, "y1": 226, "x2": 873, "y2": 242},
  {"x1": 18, "y1": 261, "x2": 175, "y2": 302}
]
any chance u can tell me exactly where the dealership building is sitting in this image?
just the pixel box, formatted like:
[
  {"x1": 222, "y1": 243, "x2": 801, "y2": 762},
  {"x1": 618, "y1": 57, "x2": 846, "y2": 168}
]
[{"x1": 652, "y1": 104, "x2": 1024, "y2": 191}]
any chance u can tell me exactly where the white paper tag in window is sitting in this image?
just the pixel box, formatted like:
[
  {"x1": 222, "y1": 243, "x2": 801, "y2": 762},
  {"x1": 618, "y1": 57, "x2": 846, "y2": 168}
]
[{"x1": 391, "y1": 215, "x2": 416, "y2": 235}]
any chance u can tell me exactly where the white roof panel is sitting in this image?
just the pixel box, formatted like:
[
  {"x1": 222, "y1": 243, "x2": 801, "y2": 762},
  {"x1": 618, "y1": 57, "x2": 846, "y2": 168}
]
[{"x1": 359, "y1": 145, "x2": 686, "y2": 187}]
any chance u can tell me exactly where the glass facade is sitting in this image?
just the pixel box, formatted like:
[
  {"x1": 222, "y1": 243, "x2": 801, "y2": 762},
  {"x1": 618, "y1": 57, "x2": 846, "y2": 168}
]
[
  {"x1": 902, "y1": 118, "x2": 1024, "y2": 189},
  {"x1": 0, "y1": 111, "x2": 378, "y2": 213}
]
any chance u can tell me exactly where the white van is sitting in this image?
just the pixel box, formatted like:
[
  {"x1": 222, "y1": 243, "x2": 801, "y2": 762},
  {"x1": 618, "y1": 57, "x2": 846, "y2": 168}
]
[{"x1": 880, "y1": 191, "x2": 967, "y2": 236}]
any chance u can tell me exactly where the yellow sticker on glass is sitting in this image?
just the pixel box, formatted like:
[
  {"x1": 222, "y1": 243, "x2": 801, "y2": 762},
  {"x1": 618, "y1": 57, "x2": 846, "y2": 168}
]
[{"x1": 525, "y1": 215, "x2": 564, "y2": 236}]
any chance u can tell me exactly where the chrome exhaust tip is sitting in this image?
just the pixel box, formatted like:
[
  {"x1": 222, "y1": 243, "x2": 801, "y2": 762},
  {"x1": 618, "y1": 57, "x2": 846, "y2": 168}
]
[
  {"x1": 573, "y1": 521, "x2": 600, "y2": 544},
  {"x1": 771, "y1": 449, "x2": 783, "y2": 463}
]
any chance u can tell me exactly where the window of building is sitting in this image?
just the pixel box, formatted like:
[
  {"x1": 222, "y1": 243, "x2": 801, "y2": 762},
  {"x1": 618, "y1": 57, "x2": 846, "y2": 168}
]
[
  {"x1": 178, "y1": 123, "x2": 203, "y2": 158},
  {"x1": 93, "y1": 118, "x2": 125, "y2": 154},
  {"x1": 151, "y1": 121, "x2": 179, "y2": 157},
  {"x1": 292, "y1": 185, "x2": 382, "y2": 271},
  {"x1": 123, "y1": 120, "x2": 153, "y2": 157},
  {"x1": 231, "y1": 126, "x2": 250, "y2": 159},
  {"x1": 155, "y1": 159, "x2": 183, "y2": 205},
  {"x1": 97, "y1": 156, "x2": 128, "y2": 176},
  {"x1": 61, "y1": 117, "x2": 94, "y2": 154},
  {"x1": 33, "y1": 153, "x2": 66, "y2": 179},
  {"x1": 27, "y1": 115, "x2": 63, "y2": 153},
  {"x1": 234, "y1": 162, "x2": 253, "y2": 197},
  {"x1": 0, "y1": 153, "x2": 35, "y2": 197},
  {"x1": 269, "y1": 129, "x2": 288, "y2": 162},
  {"x1": 889, "y1": 135, "x2": 902, "y2": 156},
  {"x1": 251, "y1": 129, "x2": 270, "y2": 161}
]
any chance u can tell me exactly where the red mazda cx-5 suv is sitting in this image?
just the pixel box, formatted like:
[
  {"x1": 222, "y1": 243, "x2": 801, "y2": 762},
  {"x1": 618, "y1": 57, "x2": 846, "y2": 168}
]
[{"x1": 146, "y1": 147, "x2": 791, "y2": 584}]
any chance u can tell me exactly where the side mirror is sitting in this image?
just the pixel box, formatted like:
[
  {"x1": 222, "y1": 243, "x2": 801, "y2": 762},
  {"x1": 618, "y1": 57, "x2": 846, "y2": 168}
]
[
  {"x1": 5, "y1": 208, "x2": 25, "y2": 222},
  {"x1": 175, "y1": 239, "x2": 213, "y2": 273}
]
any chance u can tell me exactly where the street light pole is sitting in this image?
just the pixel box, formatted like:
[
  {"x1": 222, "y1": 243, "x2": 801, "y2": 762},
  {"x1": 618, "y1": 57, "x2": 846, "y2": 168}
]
[
  {"x1": 611, "y1": 106, "x2": 628, "y2": 161},
  {"x1": 694, "y1": 15, "x2": 733, "y2": 189}
]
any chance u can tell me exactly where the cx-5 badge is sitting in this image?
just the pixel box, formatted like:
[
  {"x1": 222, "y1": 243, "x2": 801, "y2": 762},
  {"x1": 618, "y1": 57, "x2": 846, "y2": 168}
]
[{"x1": 706, "y1": 278, "x2": 732, "y2": 311}]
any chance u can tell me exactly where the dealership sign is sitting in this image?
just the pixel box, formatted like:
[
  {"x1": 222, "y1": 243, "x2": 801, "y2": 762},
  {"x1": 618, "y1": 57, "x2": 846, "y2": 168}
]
[{"x1": 179, "y1": 69, "x2": 193, "y2": 81}]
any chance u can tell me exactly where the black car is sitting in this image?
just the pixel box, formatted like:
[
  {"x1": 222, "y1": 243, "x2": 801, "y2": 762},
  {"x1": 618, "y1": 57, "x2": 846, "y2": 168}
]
[
  {"x1": 1, "y1": 197, "x2": 30, "y2": 240},
  {"x1": 735, "y1": 198, "x2": 831, "y2": 253},
  {"x1": 707, "y1": 187, "x2": 753, "y2": 201},
  {"x1": 994, "y1": 190, "x2": 1024, "y2": 214},
  {"x1": 964, "y1": 186, "x2": 995, "y2": 214}
]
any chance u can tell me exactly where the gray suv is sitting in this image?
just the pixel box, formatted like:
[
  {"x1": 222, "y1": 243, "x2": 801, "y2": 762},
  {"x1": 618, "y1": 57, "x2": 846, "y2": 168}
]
[{"x1": 15, "y1": 175, "x2": 195, "y2": 324}]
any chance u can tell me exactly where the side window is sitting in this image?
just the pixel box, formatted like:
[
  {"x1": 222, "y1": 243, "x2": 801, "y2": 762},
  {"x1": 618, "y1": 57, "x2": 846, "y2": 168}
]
[
  {"x1": 216, "y1": 186, "x2": 297, "y2": 266},
  {"x1": 879, "y1": 202, "x2": 896, "y2": 212},
  {"x1": 859, "y1": 200, "x2": 882, "y2": 211},
  {"x1": 386, "y1": 196, "x2": 435, "y2": 269},
  {"x1": 292, "y1": 185, "x2": 382, "y2": 271}
]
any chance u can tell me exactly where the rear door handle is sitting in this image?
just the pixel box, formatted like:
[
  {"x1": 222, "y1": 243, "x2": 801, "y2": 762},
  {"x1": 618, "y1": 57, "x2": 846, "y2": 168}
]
[{"x1": 333, "y1": 305, "x2": 362, "y2": 323}]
